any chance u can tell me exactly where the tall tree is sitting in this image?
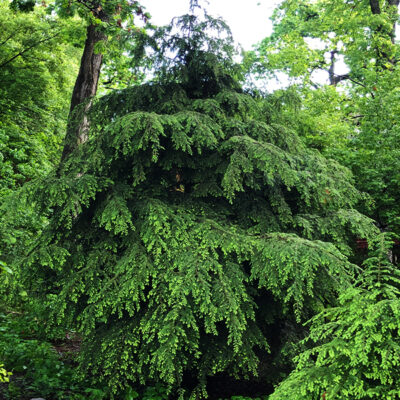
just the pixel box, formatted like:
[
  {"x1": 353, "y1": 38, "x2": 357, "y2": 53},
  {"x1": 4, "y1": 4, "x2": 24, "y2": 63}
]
[
  {"x1": 19, "y1": 14, "x2": 376, "y2": 397},
  {"x1": 254, "y1": 0, "x2": 400, "y2": 86},
  {"x1": 46, "y1": 0, "x2": 150, "y2": 161}
]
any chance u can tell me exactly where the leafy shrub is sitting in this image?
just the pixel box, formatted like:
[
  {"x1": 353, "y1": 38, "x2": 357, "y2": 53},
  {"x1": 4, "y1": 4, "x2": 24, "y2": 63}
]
[{"x1": 0, "y1": 311, "x2": 106, "y2": 399}]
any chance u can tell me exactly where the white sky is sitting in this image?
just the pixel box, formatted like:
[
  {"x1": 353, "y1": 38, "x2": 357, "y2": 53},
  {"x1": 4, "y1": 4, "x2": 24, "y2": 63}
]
[
  {"x1": 141, "y1": 0, "x2": 282, "y2": 50},
  {"x1": 139, "y1": 0, "x2": 348, "y2": 88}
]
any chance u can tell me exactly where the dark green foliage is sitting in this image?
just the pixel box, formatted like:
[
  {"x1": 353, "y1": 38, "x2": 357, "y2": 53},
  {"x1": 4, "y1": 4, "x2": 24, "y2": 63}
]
[
  {"x1": 10, "y1": 0, "x2": 35, "y2": 12},
  {"x1": 149, "y1": 13, "x2": 243, "y2": 97},
  {"x1": 0, "y1": 310, "x2": 107, "y2": 400},
  {"x1": 17, "y1": 14, "x2": 377, "y2": 398}
]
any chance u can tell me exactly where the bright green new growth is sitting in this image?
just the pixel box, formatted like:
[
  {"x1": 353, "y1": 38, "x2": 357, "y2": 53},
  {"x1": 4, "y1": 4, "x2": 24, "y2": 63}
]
[
  {"x1": 0, "y1": 364, "x2": 11, "y2": 383},
  {"x1": 20, "y1": 15, "x2": 377, "y2": 397},
  {"x1": 270, "y1": 233, "x2": 400, "y2": 399}
]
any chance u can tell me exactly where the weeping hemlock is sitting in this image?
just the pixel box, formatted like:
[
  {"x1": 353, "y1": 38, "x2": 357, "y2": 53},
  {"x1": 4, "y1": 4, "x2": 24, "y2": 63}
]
[{"x1": 20, "y1": 14, "x2": 377, "y2": 398}]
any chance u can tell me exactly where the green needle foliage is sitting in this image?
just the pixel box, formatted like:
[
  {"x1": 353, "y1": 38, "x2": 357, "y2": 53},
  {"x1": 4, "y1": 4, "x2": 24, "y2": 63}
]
[
  {"x1": 18, "y1": 14, "x2": 377, "y2": 398},
  {"x1": 270, "y1": 233, "x2": 400, "y2": 399}
]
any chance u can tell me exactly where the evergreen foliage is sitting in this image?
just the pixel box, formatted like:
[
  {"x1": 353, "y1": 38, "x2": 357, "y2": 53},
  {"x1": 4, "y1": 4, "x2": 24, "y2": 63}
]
[
  {"x1": 270, "y1": 234, "x2": 400, "y2": 399},
  {"x1": 16, "y1": 13, "x2": 377, "y2": 398}
]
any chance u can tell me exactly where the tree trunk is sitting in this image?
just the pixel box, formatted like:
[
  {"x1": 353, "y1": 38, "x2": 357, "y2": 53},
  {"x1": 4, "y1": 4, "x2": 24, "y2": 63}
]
[
  {"x1": 387, "y1": 0, "x2": 400, "y2": 44},
  {"x1": 61, "y1": 24, "x2": 106, "y2": 162},
  {"x1": 369, "y1": 0, "x2": 399, "y2": 65},
  {"x1": 369, "y1": 0, "x2": 381, "y2": 14}
]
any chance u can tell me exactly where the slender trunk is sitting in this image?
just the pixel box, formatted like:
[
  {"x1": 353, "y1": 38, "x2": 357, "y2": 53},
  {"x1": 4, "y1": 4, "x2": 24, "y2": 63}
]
[{"x1": 61, "y1": 24, "x2": 106, "y2": 162}]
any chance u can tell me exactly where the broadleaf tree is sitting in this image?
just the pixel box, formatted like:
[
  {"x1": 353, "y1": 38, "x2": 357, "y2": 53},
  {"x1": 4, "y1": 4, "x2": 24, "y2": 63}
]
[
  {"x1": 0, "y1": 0, "x2": 82, "y2": 198},
  {"x1": 0, "y1": 0, "x2": 149, "y2": 273},
  {"x1": 43, "y1": 0, "x2": 152, "y2": 161}
]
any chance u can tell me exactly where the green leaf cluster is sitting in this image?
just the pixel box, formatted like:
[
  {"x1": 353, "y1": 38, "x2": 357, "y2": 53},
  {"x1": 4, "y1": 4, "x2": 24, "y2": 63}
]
[{"x1": 0, "y1": 0, "x2": 82, "y2": 197}]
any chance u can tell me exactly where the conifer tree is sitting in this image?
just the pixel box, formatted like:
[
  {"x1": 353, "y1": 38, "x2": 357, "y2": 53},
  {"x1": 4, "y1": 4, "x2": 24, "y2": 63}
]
[
  {"x1": 19, "y1": 13, "x2": 377, "y2": 398},
  {"x1": 270, "y1": 234, "x2": 400, "y2": 399}
]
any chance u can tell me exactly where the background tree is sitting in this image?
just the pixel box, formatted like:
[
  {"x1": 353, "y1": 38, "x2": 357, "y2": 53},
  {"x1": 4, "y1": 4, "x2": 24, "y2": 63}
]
[
  {"x1": 7, "y1": 0, "x2": 151, "y2": 162},
  {"x1": 0, "y1": 0, "x2": 150, "y2": 269},
  {"x1": 251, "y1": 0, "x2": 400, "y2": 234},
  {"x1": 0, "y1": 0, "x2": 82, "y2": 198},
  {"x1": 254, "y1": 0, "x2": 399, "y2": 86},
  {"x1": 41, "y1": 0, "x2": 151, "y2": 161}
]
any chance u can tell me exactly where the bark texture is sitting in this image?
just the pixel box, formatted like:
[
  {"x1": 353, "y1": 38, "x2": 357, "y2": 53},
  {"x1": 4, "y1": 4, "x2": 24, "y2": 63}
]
[
  {"x1": 369, "y1": 0, "x2": 381, "y2": 14},
  {"x1": 61, "y1": 24, "x2": 106, "y2": 162},
  {"x1": 369, "y1": 0, "x2": 399, "y2": 43}
]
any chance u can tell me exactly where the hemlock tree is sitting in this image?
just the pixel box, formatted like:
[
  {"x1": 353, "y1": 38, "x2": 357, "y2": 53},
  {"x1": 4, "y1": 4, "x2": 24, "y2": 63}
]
[
  {"x1": 270, "y1": 234, "x2": 400, "y2": 399},
  {"x1": 20, "y1": 14, "x2": 376, "y2": 398}
]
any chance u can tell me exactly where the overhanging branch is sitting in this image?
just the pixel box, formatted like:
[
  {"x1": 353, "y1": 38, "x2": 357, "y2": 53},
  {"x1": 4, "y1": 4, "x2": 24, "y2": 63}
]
[{"x1": 0, "y1": 31, "x2": 60, "y2": 69}]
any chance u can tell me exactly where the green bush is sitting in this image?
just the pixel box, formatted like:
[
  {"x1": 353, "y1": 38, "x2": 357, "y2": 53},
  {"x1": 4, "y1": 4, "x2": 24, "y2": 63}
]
[{"x1": 0, "y1": 311, "x2": 107, "y2": 399}]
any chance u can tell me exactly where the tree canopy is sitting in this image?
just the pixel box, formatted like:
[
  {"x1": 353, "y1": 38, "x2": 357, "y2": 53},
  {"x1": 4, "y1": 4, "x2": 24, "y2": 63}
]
[
  {"x1": 252, "y1": 0, "x2": 400, "y2": 235},
  {"x1": 0, "y1": 0, "x2": 82, "y2": 197}
]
